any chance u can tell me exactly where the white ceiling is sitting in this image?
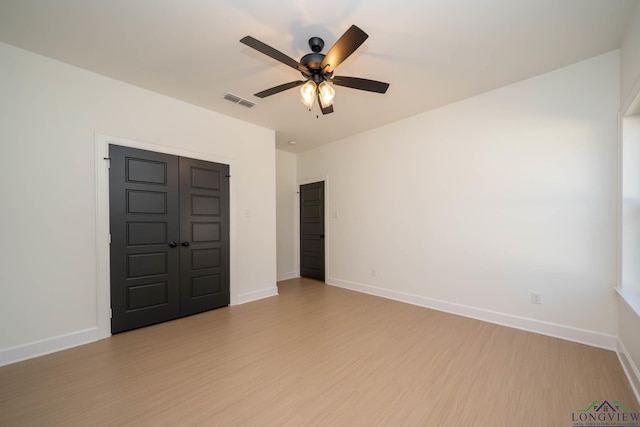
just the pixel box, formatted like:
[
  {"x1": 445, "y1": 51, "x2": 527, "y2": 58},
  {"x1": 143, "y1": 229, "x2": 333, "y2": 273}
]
[{"x1": 0, "y1": 0, "x2": 635, "y2": 153}]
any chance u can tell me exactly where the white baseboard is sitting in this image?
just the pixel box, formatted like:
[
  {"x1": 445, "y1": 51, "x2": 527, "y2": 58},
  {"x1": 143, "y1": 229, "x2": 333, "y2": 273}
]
[
  {"x1": 1, "y1": 286, "x2": 279, "y2": 366},
  {"x1": 327, "y1": 277, "x2": 617, "y2": 351},
  {"x1": 277, "y1": 272, "x2": 299, "y2": 282},
  {"x1": 236, "y1": 286, "x2": 279, "y2": 305},
  {"x1": 0, "y1": 328, "x2": 99, "y2": 367},
  {"x1": 617, "y1": 339, "x2": 640, "y2": 405}
]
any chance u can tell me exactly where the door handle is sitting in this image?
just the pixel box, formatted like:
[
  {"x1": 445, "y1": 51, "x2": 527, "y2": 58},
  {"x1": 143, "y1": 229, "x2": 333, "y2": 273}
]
[
  {"x1": 320, "y1": 234, "x2": 325, "y2": 238},
  {"x1": 169, "y1": 241, "x2": 178, "y2": 248},
  {"x1": 181, "y1": 241, "x2": 190, "y2": 247}
]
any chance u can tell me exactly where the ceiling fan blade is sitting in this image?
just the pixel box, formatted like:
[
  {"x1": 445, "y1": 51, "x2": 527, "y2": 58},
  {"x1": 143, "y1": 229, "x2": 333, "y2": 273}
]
[
  {"x1": 318, "y1": 92, "x2": 334, "y2": 115},
  {"x1": 240, "y1": 36, "x2": 309, "y2": 75},
  {"x1": 254, "y1": 81, "x2": 306, "y2": 98},
  {"x1": 332, "y1": 76, "x2": 390, "y2": 94},
  {"x1": 320, "y1": 25, "x2": 369, "y2": 74}
]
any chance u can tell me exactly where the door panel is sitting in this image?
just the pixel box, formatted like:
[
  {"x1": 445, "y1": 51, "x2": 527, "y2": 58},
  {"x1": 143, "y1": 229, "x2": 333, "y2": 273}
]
[
  {"x1": 126, "y1": 252, "x2": 167, "y2": 277},
  {"x1": 127, "y1": 282, "x2": 169, "y2": 310},
  {"x1": 300, "y1": 182, "x2": 325, "y2": 281},
  {"x1": 179, "y1": 157, "x2": 230, "y2": 316},
  {"x1": 126, "y1": 222, "x2": 167, "y2": 245},
  {"x1": 109, "y1": 145, "x2": 181, "y2": 333},
  {"x1": 191, "y1": 223, "x2": 221, "y2": 242},
  {"x1": 127, "y1": 190, "x2": 167, "y2": 213}
]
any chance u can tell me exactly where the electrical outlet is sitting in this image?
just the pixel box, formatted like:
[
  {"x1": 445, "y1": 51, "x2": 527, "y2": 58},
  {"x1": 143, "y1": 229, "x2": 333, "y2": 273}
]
[{"x1": 531, "y1": 292, "x2": 542, "y2": 304}]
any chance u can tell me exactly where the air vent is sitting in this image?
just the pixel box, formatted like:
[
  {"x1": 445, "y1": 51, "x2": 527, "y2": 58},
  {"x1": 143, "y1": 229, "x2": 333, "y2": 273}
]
[
  {"x1": 224, "y1": 92, "x2": 255, "y2": 108},
  {"x1": 238, "y1": 99, "x2": 256, "y2": 108},
  {"x1": 224, "y1": 93, "x2": 242, "y2": 103}
]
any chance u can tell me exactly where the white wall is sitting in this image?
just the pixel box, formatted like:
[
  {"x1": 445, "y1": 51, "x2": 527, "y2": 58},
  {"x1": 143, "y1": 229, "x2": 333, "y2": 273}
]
[
  {"x1": 0, "y1": 42, "x2": 277, "y2": 363},
  {"x1": 619, "y1": 1, "x2": 640, "y2": 402},
  {"x1": 298, "y1": 51, "x2": 620, "y2": 348},
  {"x1": 621, "y1": 2, "x2": 640, "y2": 111},
  {"x1": 276, "y1": 150, "x2": 298, "y2": 281}
]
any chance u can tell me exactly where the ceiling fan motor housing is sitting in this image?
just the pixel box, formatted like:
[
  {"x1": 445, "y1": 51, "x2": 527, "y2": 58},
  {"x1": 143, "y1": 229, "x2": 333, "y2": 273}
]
[
  {"x1": 301, "y1": 37, "x2": 331, "y2": 82},
  {"x1": 300, "y1": 50, "x2": 331, "y2": 82}
]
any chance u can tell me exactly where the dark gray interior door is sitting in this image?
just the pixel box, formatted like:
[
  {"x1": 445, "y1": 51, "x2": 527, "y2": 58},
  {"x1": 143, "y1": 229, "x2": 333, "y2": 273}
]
[
  {"x1": 179, "y1": 157, "x2": 230, "y2": 315},
  {"x1": 109, "y1": 145, "x2": 230, "y2": 333},
  {"x1": 109, "y1": 145, "x2": 181, "y2": 333},
  {"x1": 300, "y1": 181, "x2": 325, "y2": 281}
]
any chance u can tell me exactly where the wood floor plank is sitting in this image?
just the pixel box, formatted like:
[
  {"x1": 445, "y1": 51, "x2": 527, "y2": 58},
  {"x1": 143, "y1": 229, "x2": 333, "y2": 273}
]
[{"x1": 0, "y1": 278, "x2": 637, "y2": 426}]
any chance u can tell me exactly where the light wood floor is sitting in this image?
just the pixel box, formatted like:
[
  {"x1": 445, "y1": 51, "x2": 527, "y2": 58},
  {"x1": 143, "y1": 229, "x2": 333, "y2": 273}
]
[{"x1": 0, "y1": 278, "x2": 637, "y2": 426}]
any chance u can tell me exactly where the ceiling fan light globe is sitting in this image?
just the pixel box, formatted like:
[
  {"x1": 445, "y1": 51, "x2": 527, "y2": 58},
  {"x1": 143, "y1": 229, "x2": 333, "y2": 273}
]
[
  {"x1": 300, "y1": 80, "x2": 317, "y2": 108},
  {"x1": 318, "y1": 81, "x2": 335, "y2": 108}
]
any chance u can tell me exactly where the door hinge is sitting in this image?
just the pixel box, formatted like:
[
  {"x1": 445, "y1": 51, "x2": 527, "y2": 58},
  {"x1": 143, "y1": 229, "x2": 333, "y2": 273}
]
[
  {"x1": 108, "y1": 233, "x2": 112, "y2": 244},
  {"x1": 104, "y1": 157, "x2": 111, "y2": 169},
  {"x1": 109, "y1": 308, "x2": 112, "y2": 319}
]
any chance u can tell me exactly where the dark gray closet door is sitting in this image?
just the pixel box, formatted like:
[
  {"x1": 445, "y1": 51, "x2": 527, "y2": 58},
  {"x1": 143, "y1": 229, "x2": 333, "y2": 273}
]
[
  {"x1": 109, "y1": 145, "x2": 230, "y2": 333},
  {"x1": 179, "y1": 156, "x2": 230, "y2": 315},
  {"x1": 109, "y1": 145, "x2": 181, "y2": 333}
]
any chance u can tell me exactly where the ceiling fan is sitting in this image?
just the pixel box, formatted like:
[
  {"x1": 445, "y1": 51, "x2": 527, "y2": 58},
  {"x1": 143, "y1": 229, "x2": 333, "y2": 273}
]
[{"x1": 240, "y1": 25, "x2": 390, "y2": 115}]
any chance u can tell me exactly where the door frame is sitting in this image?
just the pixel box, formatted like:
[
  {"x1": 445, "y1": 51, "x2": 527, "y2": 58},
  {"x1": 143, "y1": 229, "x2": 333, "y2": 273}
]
[
  {"x1": 95, "y1": 133, "x2": 237, "y2": 340},
  {"x1": 296, "y1": 177, "x2": 330, "y2": 281}
]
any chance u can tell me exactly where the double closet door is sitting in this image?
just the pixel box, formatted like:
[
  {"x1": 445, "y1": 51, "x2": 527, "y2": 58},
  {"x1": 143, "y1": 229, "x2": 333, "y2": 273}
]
[{"x1": 109, "y1": 145, "x2": 230, "y2": 333}]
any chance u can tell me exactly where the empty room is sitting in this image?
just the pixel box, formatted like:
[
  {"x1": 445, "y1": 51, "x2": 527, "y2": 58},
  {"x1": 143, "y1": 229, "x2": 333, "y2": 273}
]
[{"x1": 1, "y1": 1, "x2": 639, "y2": 425}]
